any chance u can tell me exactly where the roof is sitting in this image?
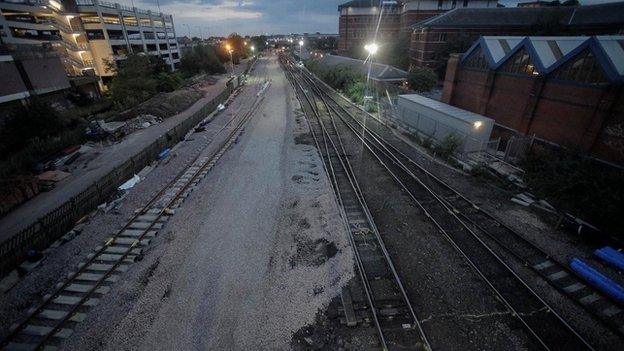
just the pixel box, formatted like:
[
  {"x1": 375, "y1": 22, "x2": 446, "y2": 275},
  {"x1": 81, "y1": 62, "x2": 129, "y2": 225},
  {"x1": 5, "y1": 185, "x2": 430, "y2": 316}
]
[
  {"x1": 313, "y1": 54, "x2": 408, "y2": 81},
  {"x1": 398, "y1": 94, "x2": 493, "y2": 124},
  {"x1": 413, "y1": 2, "x2": 624, "y2": 29},
  {"x1": 461, "y1": 35, "x2": 624, "y2": 83},
  {"x1": 338, "y1": 0, "x2": 400, "y2": 10}
]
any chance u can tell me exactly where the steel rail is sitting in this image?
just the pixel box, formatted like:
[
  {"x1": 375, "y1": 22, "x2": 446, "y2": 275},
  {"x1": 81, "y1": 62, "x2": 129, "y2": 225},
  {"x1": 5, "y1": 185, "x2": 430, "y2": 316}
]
[
  {"x1": 1, "y1": 82, "x2": 265, "y2": 350},
  {"x1": 282, "y1": 59, "x2": 430, "y2": 350},
  {"x1": 294, "y1": 63, "x2": 594, "y2": 350},
  {"x1": 300, "y1": 65, "x2": 624, "y2": 338}
]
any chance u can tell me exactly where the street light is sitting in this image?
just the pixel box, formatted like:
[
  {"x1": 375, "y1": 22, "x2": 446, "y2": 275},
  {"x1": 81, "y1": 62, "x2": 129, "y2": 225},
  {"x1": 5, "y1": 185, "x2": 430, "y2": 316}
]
[
  {"x1": 363, "y1": 42, "x2": 380, "y2": 112},
  {"x1": 364, "y1": 42, "x2": 379, "y2": 56},
  {"x1": 225, "y1": 44, "x2": 234, "y2": 76},
  {"x1": 298, "y1": 40, "x2": 304, "y2": 60}
]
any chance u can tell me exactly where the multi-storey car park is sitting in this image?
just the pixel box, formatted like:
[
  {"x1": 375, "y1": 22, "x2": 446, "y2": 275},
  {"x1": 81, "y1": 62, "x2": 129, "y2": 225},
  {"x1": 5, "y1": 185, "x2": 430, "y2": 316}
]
[{"x1": 0, "y1": 0, "x2": 180, "y2": 86}]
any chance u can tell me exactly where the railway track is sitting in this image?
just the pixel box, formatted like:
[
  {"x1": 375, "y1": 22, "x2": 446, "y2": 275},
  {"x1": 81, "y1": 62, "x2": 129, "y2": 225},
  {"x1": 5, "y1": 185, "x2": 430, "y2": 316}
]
[
  {"x1": 0, "y1": 80, "x2": 267, "y2": 351},
  {"x1": 283, "y1": 60, "x2": 430, "y2": 350},
  {"x1": 297, "y1": 63, "x2": 624, "y2": 340},
  {"x1": 283, "y1": 57, "x2": 599, "y2": 350}
]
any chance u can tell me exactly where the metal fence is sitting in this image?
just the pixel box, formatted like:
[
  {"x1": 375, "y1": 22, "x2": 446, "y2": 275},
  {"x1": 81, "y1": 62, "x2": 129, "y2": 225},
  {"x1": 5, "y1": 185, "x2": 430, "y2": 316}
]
[{"x1": 0, "y1": 72, "x2": 247, "y2": 278}]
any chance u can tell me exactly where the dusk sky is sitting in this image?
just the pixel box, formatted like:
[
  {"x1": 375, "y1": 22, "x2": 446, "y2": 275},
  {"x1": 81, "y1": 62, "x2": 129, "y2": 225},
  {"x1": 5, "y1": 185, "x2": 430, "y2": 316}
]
[{"x1": 114, "y1": 0, "x2": 621, "y2": 37}]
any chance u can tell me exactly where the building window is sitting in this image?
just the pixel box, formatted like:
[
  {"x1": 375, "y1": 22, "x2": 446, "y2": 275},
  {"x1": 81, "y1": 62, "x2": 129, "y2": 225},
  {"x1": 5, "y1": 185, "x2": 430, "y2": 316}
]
[
  {"x1": 552, "y1": 50, "x2": 608, "y2": 85},
  {"x1": 10, "y1": 27, "x2": 60, "y2": 41},
  {"x1": 81, "y1": 14, "x2": 100, "y2": 24},
  {"x1": 86, "y1": 29, "x2": 105, "y2": 40},
  {"x1": 107, "y1": 29, "x2": 125, "y2": 40},
  {"x1": 462, "y1": 47, "x2": 489, "y2": 70},
  {"x1": 101, "y1": 15, "x2": 121, "y2": 25},
  {"x1": 127, "y1": 31, "x2": 141, "y2": 40},
  {"x1": 500, "y1": 48, "x2": 537, "y2": 76},
  {"x1": 123, "y1": 16, "x2": 138, "y2": 27},
  {"x1": 172, "y1": 52, "x2": 179, "y2": 59},
  {"x1": 159, "y1": 43, "x2": 167, "y2": 50}
]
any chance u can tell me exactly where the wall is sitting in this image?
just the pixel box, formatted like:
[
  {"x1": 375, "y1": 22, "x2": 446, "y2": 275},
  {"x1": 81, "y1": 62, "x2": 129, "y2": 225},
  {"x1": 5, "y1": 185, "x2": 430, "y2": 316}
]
[
  {"x1": 443, "y1": 59, "x2": 624, "y2": 166},
  {"x1": 21, "y1": 56, "x2": 71, "y2": 94},
  {"x1": 0, "y1": 58, "x2": 29, "y2": 104}
]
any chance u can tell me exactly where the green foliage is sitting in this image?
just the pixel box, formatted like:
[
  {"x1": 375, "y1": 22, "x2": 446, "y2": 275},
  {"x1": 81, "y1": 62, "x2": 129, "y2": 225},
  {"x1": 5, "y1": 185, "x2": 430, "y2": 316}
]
[
  {"x1": 156, "y1": 71, "x2": 184, "y2": 92},
  {"x1": 434, "y1": 133, "x2": 461, "y2": 160},
  {"x1": 521, "y1": 148, "x2": 624, "y2": 236},
  {"x1": 107, "y1": 54, "x2": 159, "y2": 108},
  {"x1": 306, "y1": 61, "x2": 371, "y2": 106},
  {"x1": 408, "y1": 67, "x2": 438, "y2": 93},
  {"x1": 180, "y1": 44, "x2": 226, "y2": 76},
  {"x1": 0, "y1": 99, "x2": 86, "y2": 176}
]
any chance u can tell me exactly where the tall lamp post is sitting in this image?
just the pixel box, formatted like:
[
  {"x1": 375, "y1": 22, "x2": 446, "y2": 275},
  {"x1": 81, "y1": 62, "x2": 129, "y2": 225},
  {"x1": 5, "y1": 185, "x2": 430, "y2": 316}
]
[
  {"x1": 226, "y1": 44, "x2": 234, "y2": 76},
  {"x1": 298, "y1": 39, "x2": 304, "y2": 61},
  {"x1": 363, "y1": 42, "x2": 379, "y2": 110}
]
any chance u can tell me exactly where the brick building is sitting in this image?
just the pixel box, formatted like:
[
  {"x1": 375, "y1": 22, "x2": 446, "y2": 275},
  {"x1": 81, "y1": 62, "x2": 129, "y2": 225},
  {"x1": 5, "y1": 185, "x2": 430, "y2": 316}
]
[
  {"x1": 410, "y1": 2, "x2": 624, "y2": 70},
  {"x1": 400, "y1": 0, "x2": 497, "y2": 32},
  {"x1": 441, "y1": 35, "x2": 624, "y2": 166},
  {"x1": 337, "y1": 0, "x2": 401, "y2": 55},
  {"x1": 337, "y1": 0, "x2": 497, "y2": 55}
]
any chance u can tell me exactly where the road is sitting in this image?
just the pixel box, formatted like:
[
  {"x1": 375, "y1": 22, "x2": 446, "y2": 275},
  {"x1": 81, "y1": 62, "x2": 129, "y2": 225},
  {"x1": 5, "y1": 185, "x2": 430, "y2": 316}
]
[{"x1": 62, "y1": 55, "x2": 354, "y2": 350}]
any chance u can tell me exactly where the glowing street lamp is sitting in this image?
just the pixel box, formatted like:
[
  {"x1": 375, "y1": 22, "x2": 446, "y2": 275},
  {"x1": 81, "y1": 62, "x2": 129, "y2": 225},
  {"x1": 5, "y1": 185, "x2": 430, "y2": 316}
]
[
  {"x1": 364, "y1": 42, "x2": 379, "y2": 56},
  {"x1": 298, "y1": 40, "x2": 304, "y2": 60},
  {"x1": 225, "y1": 44, "x2": 234, "y2": 75}
]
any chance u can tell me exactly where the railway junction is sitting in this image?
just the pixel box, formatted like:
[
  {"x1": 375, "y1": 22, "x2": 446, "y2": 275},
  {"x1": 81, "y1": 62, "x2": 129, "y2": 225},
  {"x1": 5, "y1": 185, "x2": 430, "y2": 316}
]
[{"x1": 0, "y1": 53, "x2": 623, "y2": 350}]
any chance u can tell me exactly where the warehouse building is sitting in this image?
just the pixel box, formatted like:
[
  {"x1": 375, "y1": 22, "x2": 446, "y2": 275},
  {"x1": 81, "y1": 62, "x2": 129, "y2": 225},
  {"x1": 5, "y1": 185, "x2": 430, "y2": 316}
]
[
  {"x1": 395, "y1": 94, "x2": 494, "y2": 156},
  {"x1": 441, "y1": 35, "x2": 624, "y2": 166},
  {"x1": 410, "y1": 2, "x2": 624, "y2": 70}
]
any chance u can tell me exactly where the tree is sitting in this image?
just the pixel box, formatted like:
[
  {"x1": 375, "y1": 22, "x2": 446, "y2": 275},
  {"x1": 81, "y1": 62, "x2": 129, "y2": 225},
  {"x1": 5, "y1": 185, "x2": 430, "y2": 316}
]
[
  {"x1": 377, "y1": 32, "x2": 411, "y2": 70},
  {"x1": 408, "y1": 67, "x2": 437, "y2": 93},
  {"x1": 180, "y1": 44, "x2": 226, "y2": 75},
  {"x1": 107, "y1": 54, "x2": 158, "y2": 108}
]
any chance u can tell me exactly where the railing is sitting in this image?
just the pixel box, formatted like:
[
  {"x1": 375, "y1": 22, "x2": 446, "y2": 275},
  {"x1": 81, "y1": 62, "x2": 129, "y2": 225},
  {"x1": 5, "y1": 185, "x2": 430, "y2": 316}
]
[{"x1": 75, "y1": 0, "x2": 95, "y2": 5}]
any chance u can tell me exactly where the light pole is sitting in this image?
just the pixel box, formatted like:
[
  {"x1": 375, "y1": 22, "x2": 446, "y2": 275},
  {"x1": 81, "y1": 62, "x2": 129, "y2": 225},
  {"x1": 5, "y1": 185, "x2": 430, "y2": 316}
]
[
  {"x1": 298, "y1": 39, "x2": 304, "y2": 61},
  {"x1": 363, "y1": 42, "x2": 379, "y2": 111},
  {"x1": 251, "y1": 45, "x2": 255, "y2": 56},
  {"x1": 226, "y1": 44, "x2": 234, "y2": 76}
]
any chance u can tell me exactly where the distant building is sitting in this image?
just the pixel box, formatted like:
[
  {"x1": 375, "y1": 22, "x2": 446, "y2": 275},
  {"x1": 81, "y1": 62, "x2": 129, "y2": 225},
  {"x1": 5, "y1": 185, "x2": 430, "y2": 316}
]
[
  {"x1": 337, "y1": 0, "x2": 401, "y2": 55},
  {"x1": 441, "y1": 35, "x2": 624, "y2": 166},
  {"x1": 0, "y1": 0, "x2": 180, "y2": 84},
  {"x1": 337, "y1": 0, "x2": 497, "y2": 55},
  {"x1": 400, "y1": 0, "x2": 497, "y2": 32},
  {"x1": 410, "y1": 2, "x2": 624, "y2": 70},
  {"x1": 517, "y1": 0, "x2": 579, "y2": 8}
]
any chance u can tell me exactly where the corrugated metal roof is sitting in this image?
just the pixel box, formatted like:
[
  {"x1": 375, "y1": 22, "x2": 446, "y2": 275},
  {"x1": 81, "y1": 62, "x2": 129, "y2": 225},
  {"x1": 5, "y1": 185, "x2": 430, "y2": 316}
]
[
  {"x1": 313, "y1": 54, "x2": 408, "y2": 81},
  {"x1": 461, "y1": 35, "x2": 624, "y2": 83},
  {"x1": 399, "y1": 94, "x2": 493, "y2": 123}
]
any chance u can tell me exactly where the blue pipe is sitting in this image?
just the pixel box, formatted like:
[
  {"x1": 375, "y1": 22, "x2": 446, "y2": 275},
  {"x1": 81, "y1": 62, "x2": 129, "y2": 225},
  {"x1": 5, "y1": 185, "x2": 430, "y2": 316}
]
[
  {"x1": 569, "y1": 258, "x2": 624, "y2": 304},
  {"x1": 594, "y1": 246, "x2": 624, "y2": 272}
]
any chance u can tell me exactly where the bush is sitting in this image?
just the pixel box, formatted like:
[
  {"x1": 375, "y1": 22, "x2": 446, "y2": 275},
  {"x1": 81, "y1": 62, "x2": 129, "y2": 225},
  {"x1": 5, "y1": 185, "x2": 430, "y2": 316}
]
[
  {"x1": 156, "y1": 71, "x2": 184, "y2": 92},
  {"x1": 180, "y1": 44, "x2": 226, "y2": 76},
  {"x1": 107, "y1": 54, "x2": 159, "y2": 108},
  {"x1": 0, "y1": 99, "x2": 86, "y2": 176},
  {"x1": 521, "y1": 148, "x2": 624, "y2": 236},
  {"x1": 408, "y1": 67, "x2": 438, "y2": 93},
  {"x1": 434, "y1": 133, "x2": 461, "y2": 160}
]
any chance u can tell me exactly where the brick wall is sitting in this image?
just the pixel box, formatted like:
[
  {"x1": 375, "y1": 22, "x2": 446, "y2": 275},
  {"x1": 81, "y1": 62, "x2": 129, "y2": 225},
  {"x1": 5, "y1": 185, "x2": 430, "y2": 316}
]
[{"x1": 443, "y1": 60, "x2": 624, "y2": 165}]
